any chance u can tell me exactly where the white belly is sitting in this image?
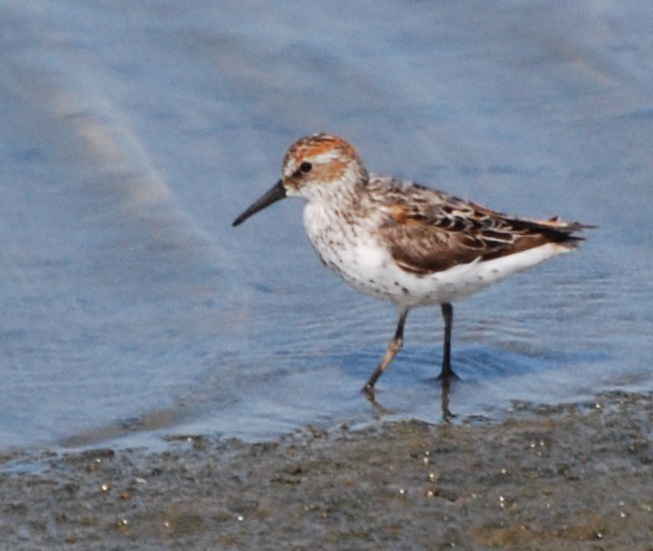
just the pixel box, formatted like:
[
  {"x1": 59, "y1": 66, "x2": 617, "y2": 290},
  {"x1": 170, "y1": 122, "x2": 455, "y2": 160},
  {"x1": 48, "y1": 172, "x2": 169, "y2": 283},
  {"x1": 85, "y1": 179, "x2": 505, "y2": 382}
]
[
  {"x1": 303, "y1": 202, "x2": 571, "y2": 308},
  {"x1": 310, "y1": 229, "x2": 569, "y2": 309}
]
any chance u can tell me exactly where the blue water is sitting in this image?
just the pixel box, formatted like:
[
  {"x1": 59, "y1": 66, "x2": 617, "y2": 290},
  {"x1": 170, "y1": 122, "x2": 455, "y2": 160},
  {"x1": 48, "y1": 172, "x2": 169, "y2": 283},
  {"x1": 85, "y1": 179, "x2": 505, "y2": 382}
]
[{"x1": 1, "y1": 0, "x2": 652, "y2": 451}]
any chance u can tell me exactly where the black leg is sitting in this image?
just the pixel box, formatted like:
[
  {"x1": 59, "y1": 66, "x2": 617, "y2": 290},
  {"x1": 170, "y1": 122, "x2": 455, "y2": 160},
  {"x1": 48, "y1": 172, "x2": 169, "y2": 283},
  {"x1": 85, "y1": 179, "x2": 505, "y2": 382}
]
[
  {"x1": 437, "y1": 302, "x2": 459, "y2": 381},
  {"x1": 363, "y1": 308, "x2": 409, "y2": 398}
]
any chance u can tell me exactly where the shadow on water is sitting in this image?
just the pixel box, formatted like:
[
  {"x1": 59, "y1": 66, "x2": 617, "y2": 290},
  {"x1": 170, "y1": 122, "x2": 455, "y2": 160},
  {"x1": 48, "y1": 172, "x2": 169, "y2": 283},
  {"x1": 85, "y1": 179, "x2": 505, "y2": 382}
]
[
  {"x1": 288, "y1": 341, "x2": 610, "y2": 431},
  {"x1": 443, "y1": 346, "x2": 609, "y2": 383}
]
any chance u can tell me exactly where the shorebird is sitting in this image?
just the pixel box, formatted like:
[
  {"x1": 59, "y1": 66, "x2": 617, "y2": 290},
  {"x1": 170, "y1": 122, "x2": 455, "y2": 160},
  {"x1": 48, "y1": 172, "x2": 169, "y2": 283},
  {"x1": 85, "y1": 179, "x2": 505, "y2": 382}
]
[{"x1": 233, "y1": 133, "x2": 590, "y2": 397}]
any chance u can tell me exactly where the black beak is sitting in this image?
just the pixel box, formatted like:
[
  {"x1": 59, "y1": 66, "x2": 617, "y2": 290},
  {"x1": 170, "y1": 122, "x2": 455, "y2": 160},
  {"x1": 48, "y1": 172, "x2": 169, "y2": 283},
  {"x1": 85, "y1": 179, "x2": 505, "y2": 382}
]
[{"x1": 232, "y1": 180, "x2": 287, "y2": 227}]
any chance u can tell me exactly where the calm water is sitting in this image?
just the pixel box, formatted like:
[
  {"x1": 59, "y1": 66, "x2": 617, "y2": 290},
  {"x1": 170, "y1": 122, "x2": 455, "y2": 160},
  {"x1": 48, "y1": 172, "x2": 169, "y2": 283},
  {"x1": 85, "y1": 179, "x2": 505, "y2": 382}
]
[{"x1": 1, "y1": 0, "x2": 652, "y2": 451}]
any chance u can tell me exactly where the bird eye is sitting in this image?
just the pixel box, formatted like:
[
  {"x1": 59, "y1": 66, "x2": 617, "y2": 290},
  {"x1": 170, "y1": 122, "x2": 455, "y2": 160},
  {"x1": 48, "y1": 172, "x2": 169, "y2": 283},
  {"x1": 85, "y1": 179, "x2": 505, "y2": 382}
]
[{"x1": 299, "y1": 161, "x2": 313, "y2": 173}]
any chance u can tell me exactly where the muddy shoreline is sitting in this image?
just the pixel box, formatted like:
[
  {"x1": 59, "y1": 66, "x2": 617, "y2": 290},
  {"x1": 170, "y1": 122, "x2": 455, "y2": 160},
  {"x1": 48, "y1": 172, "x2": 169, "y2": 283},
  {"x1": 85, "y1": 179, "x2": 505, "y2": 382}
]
[{"x1": 1, "y1": 390, "x2": 651, "y2": 550}]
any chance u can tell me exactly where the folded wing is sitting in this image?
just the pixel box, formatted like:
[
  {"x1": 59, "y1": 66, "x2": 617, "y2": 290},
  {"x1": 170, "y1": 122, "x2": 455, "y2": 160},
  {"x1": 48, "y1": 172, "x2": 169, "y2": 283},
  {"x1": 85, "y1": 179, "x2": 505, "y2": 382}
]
[{"x1": 375, "y1": 182, "x2": 589, "y2": 275}]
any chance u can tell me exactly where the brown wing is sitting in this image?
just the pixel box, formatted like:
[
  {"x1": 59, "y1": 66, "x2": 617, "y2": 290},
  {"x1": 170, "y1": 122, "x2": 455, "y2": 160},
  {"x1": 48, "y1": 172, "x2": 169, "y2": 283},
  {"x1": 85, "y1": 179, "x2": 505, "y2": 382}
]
[{"x1": 376, "y1": 185, "x2": 587, "y2": 275}]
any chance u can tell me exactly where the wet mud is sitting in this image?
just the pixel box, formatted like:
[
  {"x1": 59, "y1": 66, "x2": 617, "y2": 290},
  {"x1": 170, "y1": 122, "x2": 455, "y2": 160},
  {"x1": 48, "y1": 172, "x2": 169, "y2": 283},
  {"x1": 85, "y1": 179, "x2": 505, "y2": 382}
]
[{"x1": 1, "y1": 390, "x2": 652, "y2": 550}]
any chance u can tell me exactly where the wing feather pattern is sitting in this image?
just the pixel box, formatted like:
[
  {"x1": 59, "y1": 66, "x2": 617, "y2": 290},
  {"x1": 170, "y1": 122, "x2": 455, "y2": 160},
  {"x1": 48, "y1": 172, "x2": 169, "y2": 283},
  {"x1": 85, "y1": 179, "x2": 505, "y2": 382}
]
[{"x1": 367, "y1": 177, "x2": 589, "y2": 275}]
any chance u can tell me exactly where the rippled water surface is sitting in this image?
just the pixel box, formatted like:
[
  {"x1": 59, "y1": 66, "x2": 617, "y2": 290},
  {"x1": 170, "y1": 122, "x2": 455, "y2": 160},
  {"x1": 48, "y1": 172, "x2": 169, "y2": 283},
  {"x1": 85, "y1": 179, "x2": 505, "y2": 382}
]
[{"x1": 2, "y1": 0, "x2": 652, "y2": 451}]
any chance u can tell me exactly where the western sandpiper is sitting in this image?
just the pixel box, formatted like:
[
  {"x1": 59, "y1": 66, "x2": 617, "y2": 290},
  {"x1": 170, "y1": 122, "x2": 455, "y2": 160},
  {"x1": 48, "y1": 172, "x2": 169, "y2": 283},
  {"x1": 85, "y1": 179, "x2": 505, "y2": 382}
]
[{"x1": 233, "y1": 134, "x2": 590, "y2": 398}]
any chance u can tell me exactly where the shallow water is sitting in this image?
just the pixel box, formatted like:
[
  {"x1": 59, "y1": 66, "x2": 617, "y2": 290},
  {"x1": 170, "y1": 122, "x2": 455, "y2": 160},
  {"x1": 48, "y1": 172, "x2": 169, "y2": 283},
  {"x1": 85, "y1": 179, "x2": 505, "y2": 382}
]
[{"x1": 1, "y1": 0, "x2": 652, "y2": 451}]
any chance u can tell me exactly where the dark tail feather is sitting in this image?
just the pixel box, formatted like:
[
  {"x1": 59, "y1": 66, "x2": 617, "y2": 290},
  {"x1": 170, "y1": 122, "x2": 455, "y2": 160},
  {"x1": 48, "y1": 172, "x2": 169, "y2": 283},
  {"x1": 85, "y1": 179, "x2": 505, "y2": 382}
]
[{"x1": 509, "y1": 216, "x2": 595, "y2": 250}]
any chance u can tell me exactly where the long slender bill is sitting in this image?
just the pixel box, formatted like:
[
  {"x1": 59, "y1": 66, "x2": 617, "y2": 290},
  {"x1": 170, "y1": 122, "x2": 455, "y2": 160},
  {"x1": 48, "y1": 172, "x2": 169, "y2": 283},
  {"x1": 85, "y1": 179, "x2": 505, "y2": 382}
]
[{"x1": 232, "y1": 180, "x2": 287, "y2": 227}]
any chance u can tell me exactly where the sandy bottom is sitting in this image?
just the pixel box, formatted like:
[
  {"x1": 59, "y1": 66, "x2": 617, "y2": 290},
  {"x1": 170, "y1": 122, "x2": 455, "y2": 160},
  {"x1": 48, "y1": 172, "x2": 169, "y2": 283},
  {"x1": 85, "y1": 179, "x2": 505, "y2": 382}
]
[{"x1": 1, "y1": 391, "x2": 651, "y2": 550}]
